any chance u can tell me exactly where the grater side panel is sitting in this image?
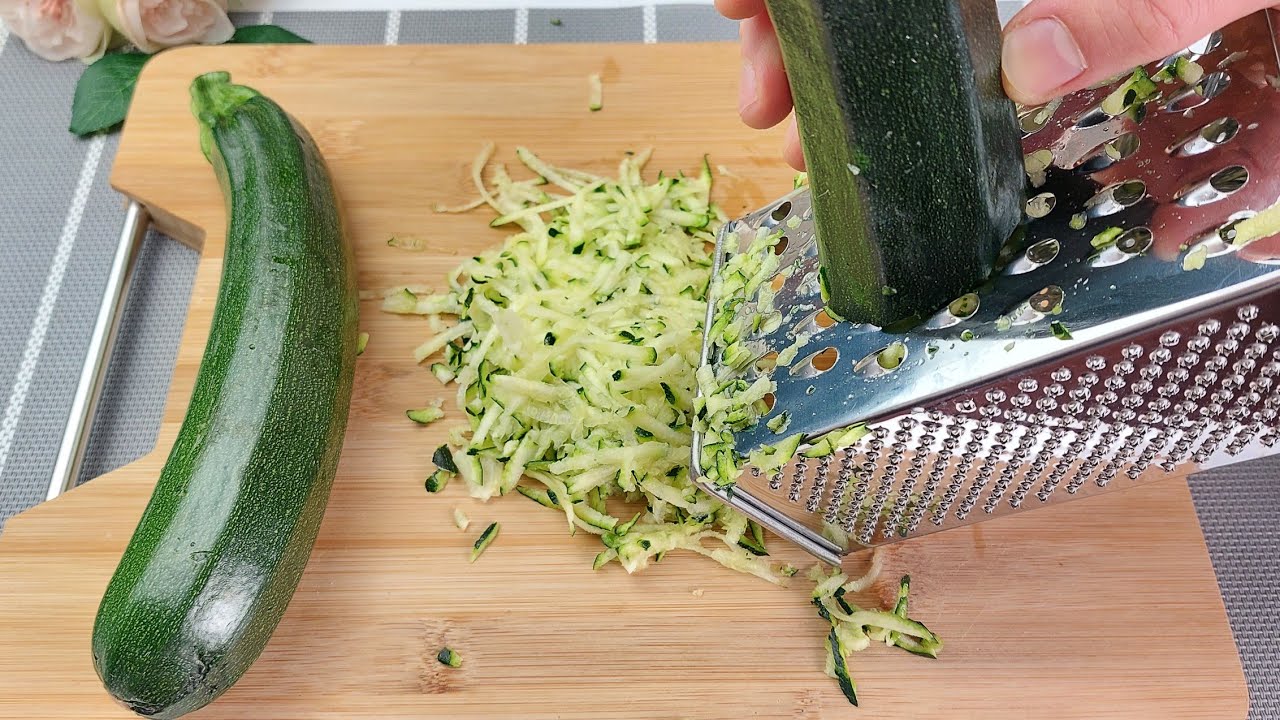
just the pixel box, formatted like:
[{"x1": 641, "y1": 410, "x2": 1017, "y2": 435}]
[{"x1": 716, "y1": 287, "x2": 1278, "y2": 552}]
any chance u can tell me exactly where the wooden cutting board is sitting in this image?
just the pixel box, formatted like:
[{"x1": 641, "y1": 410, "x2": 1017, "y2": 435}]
[{"x1": 0, "y1": 45, "x2": 1249, "y2": 720}]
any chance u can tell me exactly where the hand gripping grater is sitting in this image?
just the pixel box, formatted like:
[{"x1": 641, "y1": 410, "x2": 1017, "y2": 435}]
[{"x1": 691, "y1": 11, "x2": 1280, "y2": 566}]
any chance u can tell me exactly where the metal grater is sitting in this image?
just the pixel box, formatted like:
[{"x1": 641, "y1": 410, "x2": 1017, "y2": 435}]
[{"x1": 691, "y1": 11, "x2": 1280, "y2": 566}]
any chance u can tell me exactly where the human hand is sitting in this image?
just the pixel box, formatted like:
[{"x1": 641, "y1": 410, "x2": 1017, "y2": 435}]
[{"x1": 718, "y1": 0, "x2": 1280, "y2": 171}]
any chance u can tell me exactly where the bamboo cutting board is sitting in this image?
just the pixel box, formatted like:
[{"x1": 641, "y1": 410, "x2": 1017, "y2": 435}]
[{"x1": 0, "y1": 45, "x2": 1249, "y2": 720}]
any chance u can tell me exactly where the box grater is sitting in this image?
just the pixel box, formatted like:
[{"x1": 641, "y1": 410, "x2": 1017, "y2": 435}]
[{"x1": 691, "y1": 11, "x2": 1280, "y2": 566}]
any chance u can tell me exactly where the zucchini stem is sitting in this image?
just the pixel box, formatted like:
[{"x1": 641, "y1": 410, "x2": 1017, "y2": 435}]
[{"x1": 190, "y1": 72, "x2": 262, "y2": 161}]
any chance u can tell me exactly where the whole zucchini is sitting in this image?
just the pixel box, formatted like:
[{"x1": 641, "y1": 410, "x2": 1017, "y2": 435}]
[
  {"x1": 766, "y1": 0, "x2": 1024, "y2": 326},
  {"x1": 92, "y1": 72, "x2": 358, "y2": 719}
]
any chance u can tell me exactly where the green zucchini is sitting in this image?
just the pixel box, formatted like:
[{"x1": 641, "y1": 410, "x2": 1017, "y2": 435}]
[
  {"x1": 407, "y1": 406, "x2": 445, "y2": 425},
  {"x1": 425, "y1": 469, "x2": 453, "y2": 493},
  {"x1": 437, "y1": 648, "x2": 463, "y2": 668},
  {"x1": 91, "y1": 72, "x2": 357, "y2": 719},
  {"x1": 470, "y1": 522, "x2": 501, "y2": 562},
  {"x1": 765, "y1": 0, "x2": 1024, "y2": 325}
]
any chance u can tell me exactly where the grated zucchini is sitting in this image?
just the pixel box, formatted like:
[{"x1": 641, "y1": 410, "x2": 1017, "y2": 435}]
[
  {"x1": 469, "y1": 522, "x2": 500, "y2": 562},
  {"x1": 399, "y1": 145, "x2": 939, "y2": 706},
  {"x1": 811, "y1": 561, "x2": 943, "y2": 703},
  {"x1": 453, "y1": 508, "x2": 470, "y2": 530},
  {"x1": 398, "y1": 146, "x2": 789, "y2": 581},
  {"x1": 1091, "y1": 227, "x2": 1124, "y2": 250},
  {"x1": 436, "y1": 648, "x2": 462, "y2": 668},
  {"x1": 1229, "y1": 199, "x2": 1280, "y2": 248},
  {"x1": 1101, "y1": 68, "x2": 1159, "y2": 117},
  {"x1": 587, "y1": 73, "x2": 603, "y2": 112},
  {"x1": 407, "y1": 405, "x2": 445, "y2": 425},
  {"x1": 425, "y1": 470, "x2": 451, "y2": 493},
  {"x1": 1182, "y1": 245, "x2": 1209, "y2": 271}
]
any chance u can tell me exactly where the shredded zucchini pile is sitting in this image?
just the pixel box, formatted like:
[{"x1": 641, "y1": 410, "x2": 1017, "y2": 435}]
[
  {"x1": 811, "y1": 559, "x2": 943, "y2": 706},
  {"x1": 398, "y1": 145, "x2": 787, "y2": 583},
  {"x1": 392, "y1": 146, "x2": 942, "y2": 705}
]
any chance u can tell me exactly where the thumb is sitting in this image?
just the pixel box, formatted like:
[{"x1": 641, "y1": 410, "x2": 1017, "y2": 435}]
[{"x1": 1002, "y1": 0, "x2": 1272, "y2": 106}]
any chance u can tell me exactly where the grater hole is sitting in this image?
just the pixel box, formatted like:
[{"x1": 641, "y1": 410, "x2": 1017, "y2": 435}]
[
  {"x1": 1019, "y1": 104, "x2": 1056, "y2": 136},
  {"x1": 793, "y1": 307, "x2": 839, "y2": 336},
  {"x1": 755, "y1": 351, "x2": 779, "y2": 373},
  {"x1": 770, "y1": 202, "x2": 792, "y2": 223},
  {"x1": 855, "y1": 343, "x2": 909, "y2": 378},
  {"x1": 1211, "y1": 165, "x2": 1249, "y2": 193},
  {"x1": 1187, "y1": 31, "x2": 1224, "y2": 57},
  {"x1": 791, "y1": 347, "x2": 839, "y2": 379},
  {"x1": 1028, "y1": 285, "x2": 1065, "y2": 314},
  {"x1": 761, "y1": 392, "x2": 776, "y2": 413},
  {"x1": 1155, "y1": 33, "x2": 1223, "y2": 74},
  {"x1": 1090, "y1": 228, "x2": 1153, "y2": 268},
  {"x1": 1164, "y1": 71, "x2": 1231, "y2": 113},
  {"x1": 1176, "y1": 165, "x2": 1249, "y2": 207},
  {"x1": 925, "y1": 293, "x2": 980, "y2": 329},
  {"x1": 1168, "y1": 116, "x2": 1240, "y2": 156},
  {"x1": 1004, "y1": 239, "x2": 1060, "y2": 275},
  {"x1": 1005, "y1": 286, "x2": 1063, "y2": 327},
  {"x1": 1078, "y1": 133, "x2": 1140, "y2": 172},
  {"x1": 811, "y1": 348, "x2": 838, "y2": 372},
  {"x1": 770, "y1": 274, "x2": 786, "y2": 292},
  {"x1": 1215, "y1": 211, "x2": 1258, "y2": 248},
  {"x1": 1073, "y1": 105, "x2": 1110, "y2": 129},
  {"x1": 773, "y1": 236, "x2": 790, "y2": 256},
  {"x1": 1026, "y1": 193, "x2": 1056, "y2": 219},
  {"x1": 1085, "y1": 180, "x2": 1147, "y2": 218}
]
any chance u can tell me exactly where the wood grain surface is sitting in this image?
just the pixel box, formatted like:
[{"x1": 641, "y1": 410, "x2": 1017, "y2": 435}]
[{"x1": 0, "y1": 44, "x2": 1249, "y2": 719}]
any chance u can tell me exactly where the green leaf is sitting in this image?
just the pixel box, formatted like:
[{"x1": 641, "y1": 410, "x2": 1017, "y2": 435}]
[
  {"x1": 69, "y1": 52, "x2": 150, "y2": 137},
  {"x1": 229, "y1": 25, "x2": 312, "y2": 45}
]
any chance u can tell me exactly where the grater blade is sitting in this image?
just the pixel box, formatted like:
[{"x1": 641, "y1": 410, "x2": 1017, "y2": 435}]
[{"x1": 691, "y1": 11, "x2": 1280, "y2": 565}]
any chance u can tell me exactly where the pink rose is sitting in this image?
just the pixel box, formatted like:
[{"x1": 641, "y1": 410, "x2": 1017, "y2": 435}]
[
  {"x1": 99, "y1": 0, "x2": 232, "y2": 54},
  {"x1": 0, "y1": 0, "x2": 115, "y2": 62}
]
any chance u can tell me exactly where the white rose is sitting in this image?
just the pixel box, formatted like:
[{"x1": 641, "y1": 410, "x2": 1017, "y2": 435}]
[
  {"x1": 0, "y1": 0, "x2": 115, "y2": 62},
  {"x1": 99, "y1": 0, "x2": 232, "y2": 54}
]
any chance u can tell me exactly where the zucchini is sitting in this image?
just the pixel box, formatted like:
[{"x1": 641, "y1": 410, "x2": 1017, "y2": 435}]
[
  {"x1": 765, "y1": 0, "x2": 1023, "y2": 325},
  {"x1": 407, "y1": 406, "x2": 445, "y2": 425},
  {"x1": 91, "y1": 72, "x2": 357, "y2": 719},
  {"x1": 825, "y1": 627, "x2": 859, "y2": 706},
  {"x1": 470, "y1": 522, "x2": 501, "y2": 562},
  {"x1": 425, "y1": 469, "x2": 453, "y2": 493},
  {"x1": 453, "y1": 508, "x2": 471, "y2": 530},
  {"x1": 436, "y1": 648, "x2": 462, "y2": 668}
]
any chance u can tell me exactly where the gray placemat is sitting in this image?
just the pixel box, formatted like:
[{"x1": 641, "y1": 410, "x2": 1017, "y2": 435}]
[{"x1": 0, "y1": 5, "x2": 1275, "y2": 717}]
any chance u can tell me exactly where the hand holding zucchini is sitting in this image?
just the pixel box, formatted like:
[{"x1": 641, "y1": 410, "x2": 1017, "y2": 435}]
[{"x1": 91, "y1": 72, "x2": 358, "y2": 719}]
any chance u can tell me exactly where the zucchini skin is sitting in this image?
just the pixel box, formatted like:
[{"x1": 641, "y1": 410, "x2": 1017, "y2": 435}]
[
  {"x1": 766, "y1": 0, "x2": 1024, "y2": 326},
  {"x1": 91, "y1": 73, "x2": 358, "y2": 719}
]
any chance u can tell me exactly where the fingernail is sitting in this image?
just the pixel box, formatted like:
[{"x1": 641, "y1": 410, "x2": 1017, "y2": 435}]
[
  {"x1": 739, "y1": 59, "x2": 758, "y2": 114},
  {"x1": 1003, "y1": 17, "x2": 1087, "y2": 102}
]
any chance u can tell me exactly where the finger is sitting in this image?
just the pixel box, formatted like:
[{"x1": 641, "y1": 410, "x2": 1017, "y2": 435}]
[
  {"x1": 1002, "y1": 0, "x2": 1273, "y2": 106},
  {"x1": 715, "y1": 0, "x2": 765, "y2": 21},
  {"x1": 738, "y1": 12, "x2": 793, "y2": 129},
  {"x1": 783, "y1": 114, "x2": 806, "y2": 171}
]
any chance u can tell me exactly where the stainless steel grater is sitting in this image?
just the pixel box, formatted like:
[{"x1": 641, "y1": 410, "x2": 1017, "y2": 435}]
[{"x1": 691, "y1": 11, "x2": 1280, "y2": 565}]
